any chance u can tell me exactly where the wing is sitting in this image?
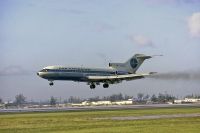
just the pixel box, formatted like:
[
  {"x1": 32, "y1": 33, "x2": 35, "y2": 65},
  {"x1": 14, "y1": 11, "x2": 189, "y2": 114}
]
[{"x1": 86, "y1": 72, "x2": 156, "y2": 84}]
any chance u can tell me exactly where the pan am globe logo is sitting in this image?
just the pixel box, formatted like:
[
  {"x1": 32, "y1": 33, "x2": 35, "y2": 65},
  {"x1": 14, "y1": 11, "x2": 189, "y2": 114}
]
[{"x1": 130, "y1": 58, "x2": 138, "y2": 69}]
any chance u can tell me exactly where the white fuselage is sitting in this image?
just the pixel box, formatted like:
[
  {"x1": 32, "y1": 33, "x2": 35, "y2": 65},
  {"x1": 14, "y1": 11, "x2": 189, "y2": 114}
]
[{"x1": 37, "y1": 66, "x2": 128, "y2": 82}]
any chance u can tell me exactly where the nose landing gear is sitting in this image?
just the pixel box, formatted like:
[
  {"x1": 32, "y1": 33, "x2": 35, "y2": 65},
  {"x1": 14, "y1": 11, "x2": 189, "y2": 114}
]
[{"x1": 49, "y1": 81, "x2": 54, "y2": 86}]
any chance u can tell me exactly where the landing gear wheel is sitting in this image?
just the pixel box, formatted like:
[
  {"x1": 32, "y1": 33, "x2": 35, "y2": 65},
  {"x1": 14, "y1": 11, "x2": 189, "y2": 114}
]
[
  {"x1": 103, "y1": 83, "x2": 109, "y2": 88},
  {"x1": 90, "y1": 84, "x2": 95, "y2": 89},
  {"x1": 49, "y1": 82, "x2": 54, "y2": 86}
]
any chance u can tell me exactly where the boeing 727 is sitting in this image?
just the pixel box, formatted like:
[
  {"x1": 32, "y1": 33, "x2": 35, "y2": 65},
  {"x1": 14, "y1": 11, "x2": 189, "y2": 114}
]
[{"x1": 37, "y1": 54, "x2": 157, "y2": 89}]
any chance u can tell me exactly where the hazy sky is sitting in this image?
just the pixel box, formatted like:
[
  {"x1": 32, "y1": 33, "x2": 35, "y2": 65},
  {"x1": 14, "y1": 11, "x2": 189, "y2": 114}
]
[{"x1": 1, "y1": 0, "x2": 200, "y2": 101}]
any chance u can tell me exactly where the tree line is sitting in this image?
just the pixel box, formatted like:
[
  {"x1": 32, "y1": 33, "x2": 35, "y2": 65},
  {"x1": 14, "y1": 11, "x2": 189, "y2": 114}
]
[{"x1": 1, "y1": 93, "x2": 200, "y2": 106}]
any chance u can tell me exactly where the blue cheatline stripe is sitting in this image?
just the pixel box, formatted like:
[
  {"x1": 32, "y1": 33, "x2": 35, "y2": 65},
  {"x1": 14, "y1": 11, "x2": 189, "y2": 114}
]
[{"x1": 46, "y1": 69, "x2": 115, "y2": 75}]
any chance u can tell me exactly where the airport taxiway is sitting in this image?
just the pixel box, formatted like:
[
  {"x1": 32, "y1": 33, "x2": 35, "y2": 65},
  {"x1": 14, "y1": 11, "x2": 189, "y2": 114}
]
[{"x1": 95, "y1": 113, "x2": 200, "y2": 120}]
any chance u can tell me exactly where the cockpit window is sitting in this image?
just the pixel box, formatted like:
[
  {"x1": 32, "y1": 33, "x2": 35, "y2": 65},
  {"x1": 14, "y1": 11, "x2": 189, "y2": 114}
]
[{"x1": 40, "y1": 69, "x2": 48, "y2": 72}]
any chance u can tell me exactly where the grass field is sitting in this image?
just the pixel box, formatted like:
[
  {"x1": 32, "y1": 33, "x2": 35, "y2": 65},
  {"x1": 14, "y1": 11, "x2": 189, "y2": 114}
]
[{"x1": 0, "y1": 107, "x2": 200, "y2": 133}]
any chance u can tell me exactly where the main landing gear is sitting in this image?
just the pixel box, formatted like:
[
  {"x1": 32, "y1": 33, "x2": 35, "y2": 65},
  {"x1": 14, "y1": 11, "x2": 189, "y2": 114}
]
[
  {"x1": 90, "y1": 84, "x2": 96, "y2": 89},
  {"x1": 103, "y1": 83, "x2": 109, "y2": 88},
  {"x1": 49, "y1": 81, "x2": 54, "y2": 86},
  {"x1": 89, "y1": 83, "x2": 109, "y2": 89}
]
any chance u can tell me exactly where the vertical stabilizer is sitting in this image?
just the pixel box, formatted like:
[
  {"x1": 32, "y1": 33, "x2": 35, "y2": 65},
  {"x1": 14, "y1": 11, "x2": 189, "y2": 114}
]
[
  {"x1": 109, "y1": 54, "x2": 152, "y2": 74},
  {"x1": 125, "y1": 54, "x2": 152, "y2": 73}
]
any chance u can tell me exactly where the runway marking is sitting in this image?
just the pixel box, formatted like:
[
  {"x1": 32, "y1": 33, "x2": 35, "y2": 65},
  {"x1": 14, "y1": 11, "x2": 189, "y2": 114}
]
[{"x1": 95, "y1": 113, "x2": 200, "y2": 120}]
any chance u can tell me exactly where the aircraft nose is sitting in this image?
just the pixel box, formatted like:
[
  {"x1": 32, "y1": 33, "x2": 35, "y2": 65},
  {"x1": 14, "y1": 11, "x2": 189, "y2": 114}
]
[{"x1": 37, "y1": 72, "x2": 39, "y2": 76}]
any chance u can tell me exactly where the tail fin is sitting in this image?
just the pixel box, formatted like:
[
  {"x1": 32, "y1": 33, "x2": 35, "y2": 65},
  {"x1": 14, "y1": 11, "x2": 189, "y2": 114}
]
[
  {"x1": 109, "y1": 54, "x2": 152, "y2": 74},
  {"x1": 125, "y1": 54, "x2": 152, "y2": 73}
]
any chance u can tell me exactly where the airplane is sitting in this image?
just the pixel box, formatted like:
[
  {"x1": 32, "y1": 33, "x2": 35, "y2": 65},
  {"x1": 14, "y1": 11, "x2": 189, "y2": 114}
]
[{"x1": 37, "y1": 54, "x2": 158, "y2": 89}]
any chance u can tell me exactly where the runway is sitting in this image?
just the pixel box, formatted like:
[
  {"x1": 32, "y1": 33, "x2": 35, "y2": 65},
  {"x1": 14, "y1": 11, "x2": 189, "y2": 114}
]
[{"x1": 1, "y1": 104, "x2": 200, "y2": 113}]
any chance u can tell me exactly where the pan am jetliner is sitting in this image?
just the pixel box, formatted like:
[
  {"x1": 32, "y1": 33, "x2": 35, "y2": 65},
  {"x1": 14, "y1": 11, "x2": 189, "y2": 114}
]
[{"x1": 37, "y1": 54, "x2": 157, "y2": 89}]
